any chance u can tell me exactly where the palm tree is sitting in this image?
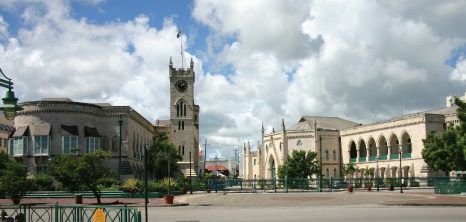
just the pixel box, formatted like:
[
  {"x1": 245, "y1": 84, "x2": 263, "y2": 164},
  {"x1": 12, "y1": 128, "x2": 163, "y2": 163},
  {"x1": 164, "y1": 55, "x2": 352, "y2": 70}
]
[{"x1": 342, "y1": 162, "x2": 357, "y2": 187}]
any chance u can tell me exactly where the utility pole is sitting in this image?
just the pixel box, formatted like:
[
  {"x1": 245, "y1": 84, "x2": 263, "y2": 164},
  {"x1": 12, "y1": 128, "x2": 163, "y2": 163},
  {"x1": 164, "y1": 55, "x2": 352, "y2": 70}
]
[{"x1": 202, "y1": 138, "x2": 210, "y2": 175}]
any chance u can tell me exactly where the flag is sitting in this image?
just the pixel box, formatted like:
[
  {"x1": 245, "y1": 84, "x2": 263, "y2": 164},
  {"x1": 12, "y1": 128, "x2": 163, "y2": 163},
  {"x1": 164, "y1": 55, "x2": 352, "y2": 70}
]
[{"x1": 177, "y1": 28, "x2": 182, "y2": 38}]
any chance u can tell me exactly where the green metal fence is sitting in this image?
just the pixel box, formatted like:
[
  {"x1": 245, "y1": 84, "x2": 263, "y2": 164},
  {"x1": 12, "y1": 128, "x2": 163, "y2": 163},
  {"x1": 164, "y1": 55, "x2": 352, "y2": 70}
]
[
  {"x1": 0, "y1": 203, "x2": 141, "y2": 222},
  {"x1": 435, "y1": 180, "x2": 466, "y2": 194},
  {"x1": 186, "y1": 176, "x2": 453, "y2": 193}
]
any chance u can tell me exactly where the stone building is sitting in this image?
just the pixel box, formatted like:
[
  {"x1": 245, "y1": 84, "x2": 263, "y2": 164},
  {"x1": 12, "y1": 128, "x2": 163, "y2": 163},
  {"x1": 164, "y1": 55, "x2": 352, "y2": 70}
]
[
  {"x1": 0, "y1": 116, "x2": 14, "y2": 153},
  {"x1": 155, "y1": 57, "x2": 200, "y2": 178},
  {"x1": 244, "y1": 117, "x2": 359, "y2": 180},
  {"x1": 10, "y1": 98, "x2": 154, "y2": 180},
  {"x1": 244, "y1": 95, "x2": 460, "y2": 180}
]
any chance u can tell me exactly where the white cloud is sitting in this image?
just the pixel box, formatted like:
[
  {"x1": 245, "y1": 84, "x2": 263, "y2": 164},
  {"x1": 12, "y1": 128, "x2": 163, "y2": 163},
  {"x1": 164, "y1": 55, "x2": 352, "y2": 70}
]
[{"x1": 450, "y1": 56, "x2": 466, "y2": 81}]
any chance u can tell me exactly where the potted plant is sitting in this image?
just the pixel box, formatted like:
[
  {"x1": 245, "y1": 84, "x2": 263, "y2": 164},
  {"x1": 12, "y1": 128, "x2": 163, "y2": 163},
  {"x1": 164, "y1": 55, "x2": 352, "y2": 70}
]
[
  {"x1": 163, "y1": 177, "x2": 177, "y2": 204},
  {"x1": 342, "y1": 163, "x2": 357, "y2": 192},
  {"x1": 177, "y1": 173, "x2": 189, "y2": 194},
  {"x1": 363, "y1": 169, "x2": 374, "y2": 191}
]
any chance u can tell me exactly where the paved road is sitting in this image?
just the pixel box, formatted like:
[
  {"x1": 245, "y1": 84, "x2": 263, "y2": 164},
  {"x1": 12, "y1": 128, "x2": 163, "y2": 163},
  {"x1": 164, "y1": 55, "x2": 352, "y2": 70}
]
[
  {"x1": 141, "y1": 191, "x2": 466, "y2": 222},
  {"x1": 147, "y1": 205, "x2": 466, "y2": 222}
]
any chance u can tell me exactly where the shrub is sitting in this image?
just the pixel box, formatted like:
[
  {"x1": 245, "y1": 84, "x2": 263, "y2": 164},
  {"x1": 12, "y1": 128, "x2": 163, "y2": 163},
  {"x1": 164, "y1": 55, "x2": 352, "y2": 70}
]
[
  {"x1": 363, "y1": 180, "x2": 373, "y2": 188},
  {"x1": 120, "y1": 178, "x2": 139, "y2": 193},
  {"x1": 31, "y1": 174, "x2": 55, "y2": 191},
  {"x1": 97, "y1": 178, "x2": 121, "y2": 187}
]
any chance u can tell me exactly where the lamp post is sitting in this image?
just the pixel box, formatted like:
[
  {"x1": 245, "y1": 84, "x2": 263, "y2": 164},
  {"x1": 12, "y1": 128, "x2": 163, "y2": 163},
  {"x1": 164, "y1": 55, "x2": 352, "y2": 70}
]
[
  {"x1": 214, "y1": 156, "x2": 218, "y2": 193},
  {"x1": 319, "y1": 135, "x2": 322, "y2": 192},
  {"x1": 0, "y1": 68, "x2": 23, "y2": 120},
  {"x1": 118, "y1": 117, "x2": 122, "y2": 181},
  {"x1": 144, "y1": 144, "x2": 148, "y2": 222},
  {"x1": 376, "y1": 156, "x2": 379, "y2": 191},
  {"x1": 189, "y1": 148, "x2": 193, "y2": 194},
  {"x1": 399, "y1": 147, "x2": 403, "y2": 193}
]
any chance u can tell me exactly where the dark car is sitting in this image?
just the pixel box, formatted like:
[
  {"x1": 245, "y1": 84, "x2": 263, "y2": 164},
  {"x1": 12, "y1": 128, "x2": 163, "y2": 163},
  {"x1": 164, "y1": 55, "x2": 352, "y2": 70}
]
[{"x1": 332, "y1": 181, "x2": 349, "y2": 189}]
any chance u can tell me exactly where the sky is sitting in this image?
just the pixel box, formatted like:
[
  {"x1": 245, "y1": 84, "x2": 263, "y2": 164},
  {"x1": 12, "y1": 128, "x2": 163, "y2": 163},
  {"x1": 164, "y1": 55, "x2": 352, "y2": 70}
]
[{"x1": 1, "y1": 0, "x2": 466, "y2": 161}]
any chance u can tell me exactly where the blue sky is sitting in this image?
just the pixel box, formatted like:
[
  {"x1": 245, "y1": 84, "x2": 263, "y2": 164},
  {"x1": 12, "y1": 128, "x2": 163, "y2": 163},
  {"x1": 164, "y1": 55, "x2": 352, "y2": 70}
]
[{"x1": 1, "y1": 0, "x2": 466, "y2": 161}]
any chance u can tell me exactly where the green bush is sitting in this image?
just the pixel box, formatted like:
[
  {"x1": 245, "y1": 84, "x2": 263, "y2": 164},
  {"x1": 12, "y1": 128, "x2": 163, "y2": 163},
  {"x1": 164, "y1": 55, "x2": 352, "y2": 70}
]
[
  {"x1": 120, "y1": 178, "x2": 140, "y2": 193},
  {"x1": 31, "y1": 174, "x2": 55, "y2": 191},
  {"x1": 364, "y1": 180, "x2": 373, "y2": 188},
  {"x1": 97, "y1": 178, "x2": 121, "y2": 187}
]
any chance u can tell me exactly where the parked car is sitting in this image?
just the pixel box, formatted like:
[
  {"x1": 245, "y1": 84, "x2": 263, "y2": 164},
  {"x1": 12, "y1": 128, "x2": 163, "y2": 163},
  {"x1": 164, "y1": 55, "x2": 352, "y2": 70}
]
[{"x1": 332, "y1": 181, "x2": 349, "y2": 189}]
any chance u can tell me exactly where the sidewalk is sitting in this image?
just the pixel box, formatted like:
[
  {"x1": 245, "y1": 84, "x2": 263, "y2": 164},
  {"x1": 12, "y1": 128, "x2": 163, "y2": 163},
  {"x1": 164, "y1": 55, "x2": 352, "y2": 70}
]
[{"x1": 1, "y1": 190, "x2": 466, "y2": 207}]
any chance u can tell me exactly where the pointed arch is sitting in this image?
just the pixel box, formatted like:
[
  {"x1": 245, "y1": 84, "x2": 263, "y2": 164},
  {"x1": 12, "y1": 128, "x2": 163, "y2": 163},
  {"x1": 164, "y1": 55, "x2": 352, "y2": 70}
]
[{"x1": 377, "y1": 134, "x2": 388, "y2": 160}]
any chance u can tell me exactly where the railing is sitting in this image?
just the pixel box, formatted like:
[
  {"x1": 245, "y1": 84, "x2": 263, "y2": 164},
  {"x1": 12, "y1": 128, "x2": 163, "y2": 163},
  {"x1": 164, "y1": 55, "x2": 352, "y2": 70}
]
[
  {"x1": 379, "y1": 155, "x2": 387, "y2": 160},
  {"x1": 350, "y1": 158, "x2": 356, "y2": 163},
  {"x1": 435, "y1": 179, "x2": 466, "y2": 194},
  {"x1": 369, "y1": 156, "x2": 376, "y2": 161},
  {"x1": 402, "y1": 153, "x2": 411, "y2": 158},
  {"x1": 359, "y1": 157, "x2": 366, "y2": 162},
  {"x1": 199, "y1": 176, "x2": 453, "y2": 193},
  {"x1": 390, "y1": 154, "x2": 399, "y2": 159},
  {"x1": 0, "y1": 203, "x2": 141, "y2": 222}
]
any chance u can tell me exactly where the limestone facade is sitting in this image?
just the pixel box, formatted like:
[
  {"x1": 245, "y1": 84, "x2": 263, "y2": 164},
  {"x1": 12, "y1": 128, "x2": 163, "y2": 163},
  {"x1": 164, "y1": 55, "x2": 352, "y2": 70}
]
[
  {"x1": 244, "y1": 103, "x2": 459, "y2": 180},
  {"x1": 10, "y1": 98, "x2": 154, "y2": 180},
  {"x1": 244, "y1": 117, "x2": 359, "y2": 180}
]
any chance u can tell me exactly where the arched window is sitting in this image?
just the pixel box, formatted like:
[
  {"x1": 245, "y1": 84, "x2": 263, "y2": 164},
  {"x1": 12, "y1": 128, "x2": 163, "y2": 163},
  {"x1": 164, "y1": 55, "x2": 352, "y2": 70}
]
[
  {"x1": 112, "y1": 136, "x2": 118, "y2": 152},
  {"x1": 334, "y1": 168, "x2": 337, "y2": 177},
  {"x1": 103, "y1": 136, "x2": 109, "y2": 151},
  {"x1": 177, "y1": 104, "x2": 179, "y2": 117},
  {"x1": 325, "y1": 150, "x2": 329, "y2": 160},
  {"x1": 182, "y1": 121, "x2": 185, "y2": 130},
  {"x1": 326, "y1": 168, "x2": 329, "y2": 177},
  {"x1": 333, "y1": 150, "x2": 336, "y2": 160},
  {"x1": 184, "y1": 104, "x2": 187, "y2": 116}
]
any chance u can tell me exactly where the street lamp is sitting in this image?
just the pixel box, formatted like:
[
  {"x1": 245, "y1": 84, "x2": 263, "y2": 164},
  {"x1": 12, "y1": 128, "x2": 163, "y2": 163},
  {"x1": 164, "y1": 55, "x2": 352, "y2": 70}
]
[
  {"x1": 144, "y1": 144, "x2": 148, "y2": 222},
  {"x1": 189, "y1": 148, "x2": 193, "y2": 194},
  {"x1": 118, "y1": 117, "x2": 122, "y2": 181},
  {"x1": 399, "y1": 147, "x2": 403, "y2": 193},
  {"x1": 376, "y1": 156, "x2": 379, "y2": 191},
  {"x1": 214, "y1": 156, "x2": 218, "y2": 193},
  {"x1": 0, "y1": 68, "x2": 23, "y2": 120}
]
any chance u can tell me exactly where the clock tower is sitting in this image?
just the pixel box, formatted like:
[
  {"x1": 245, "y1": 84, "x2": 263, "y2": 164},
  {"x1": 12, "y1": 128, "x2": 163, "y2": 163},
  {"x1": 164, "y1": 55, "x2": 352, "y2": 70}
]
[{"x1": 169, "y1": 57, "x2": 200, "y2": 178}]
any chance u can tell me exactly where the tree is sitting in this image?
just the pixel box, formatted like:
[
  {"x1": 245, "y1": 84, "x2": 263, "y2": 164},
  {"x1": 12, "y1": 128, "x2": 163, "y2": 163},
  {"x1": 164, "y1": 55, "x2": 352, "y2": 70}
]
[
  {"x1": 277, "y1": 150, "x2": 319, "y2": 179},
  {"x1": 342, "y1": 162, "x2": 357, "y2": 187},
  {"x1": 0, "y1": 151, "x2": 33, "y2": 204},
  {"x1": 147, "y1": 132, "x2": 182, "y2": 180},
  {"x1": 49, "y1": 149, "x2": 114, "y2": 204},
  {"x1": 422, "y1": 97, "x2": 466, "y2": 174}
]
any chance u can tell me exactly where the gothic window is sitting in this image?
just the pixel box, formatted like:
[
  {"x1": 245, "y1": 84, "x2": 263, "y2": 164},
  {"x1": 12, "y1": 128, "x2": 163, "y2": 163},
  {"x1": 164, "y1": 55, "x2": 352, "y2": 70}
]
[
  {"x1": 254, "y1": 159, "x2": 256, "y2": 165},
  {"x1": 326, "y1": 168, "x2": 329, "y2": 178},
  {"x1": 334, "y1": 168, "x2": 337, "y2": 177},
  {"x1": 102, "y1": 136, "x2": 109, "y2": 151},
  {"x1": 178, "y1": 121, "x2": 181, "y2": 130},
  {"x1": 326, "y1": 150, "x2": 329, "y2": 160},
  {"x1": 177, "y1": 104, "x2": 180, "y2": 116},
  {"x1": 112, "y1": 136, "x2": 118, "y2": 151},
  {"x1": 182, "y1": 146, "x2": 185, "y2": 155},
  {"x1": 297, "y1": 140, "x2": 303, "y2": 146},
  {"x1": 184, "y1": 104, "x2": 187, "y2": 116},
  {"x1": 182, "y1": 121, "x2": 185, "y2": 130},
  {"x1": 333, "y1": 150, "x2": 336, "y2": 160}
]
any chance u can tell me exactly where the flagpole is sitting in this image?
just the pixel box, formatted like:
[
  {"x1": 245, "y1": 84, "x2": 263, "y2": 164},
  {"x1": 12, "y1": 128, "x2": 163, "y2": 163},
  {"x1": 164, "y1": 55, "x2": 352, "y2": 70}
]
[{"x1": 180, "y1": 26, "x2": 184, "y2": 69}]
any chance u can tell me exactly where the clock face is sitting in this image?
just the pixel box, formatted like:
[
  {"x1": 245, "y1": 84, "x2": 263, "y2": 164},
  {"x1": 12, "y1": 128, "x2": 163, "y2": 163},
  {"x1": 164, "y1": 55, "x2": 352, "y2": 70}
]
[{"x1": 175, "y1": 80, "x2": 188, "y2": 92}]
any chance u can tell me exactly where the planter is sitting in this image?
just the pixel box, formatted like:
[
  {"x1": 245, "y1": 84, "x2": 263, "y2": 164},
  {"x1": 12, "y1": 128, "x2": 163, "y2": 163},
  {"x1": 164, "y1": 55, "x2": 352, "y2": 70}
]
[
  {"x1": 347, "y1": 187, "x2": 353, "y2": 192},
  {"x1": 206, "y1": 189, "x2": 211, "y2": 193},
  {"x1": 388, "y1": 185, "x2": 394, "y2": 191},
  {"x1": 164, "y1": 195, "x2": 175, "y2": 204},
  {"x1": 367, "y1": 187, "x2": 372, "y2": 192}
]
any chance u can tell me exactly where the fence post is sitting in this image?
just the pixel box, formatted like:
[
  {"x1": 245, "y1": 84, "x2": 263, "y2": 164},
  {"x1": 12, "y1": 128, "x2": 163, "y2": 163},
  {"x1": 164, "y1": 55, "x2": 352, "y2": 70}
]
[
  {"x1": 285, "y1": 177, "x2": 288, "y2": 193},
  {"x1": 240, "y1": 180, "x2": 242, "y2": 191},
  {"x1": 137, "y1": 210, "x2": 142, "y2": 222},
  {"x1": 54, "y1": 202, "x2": 58, "y2": 222},
  {"x1": 329, "y1": 176, "x2": 333, "y2": 192},
  {"x1": 123, "y1": 205, "x2": 128, "y2": 222}
]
